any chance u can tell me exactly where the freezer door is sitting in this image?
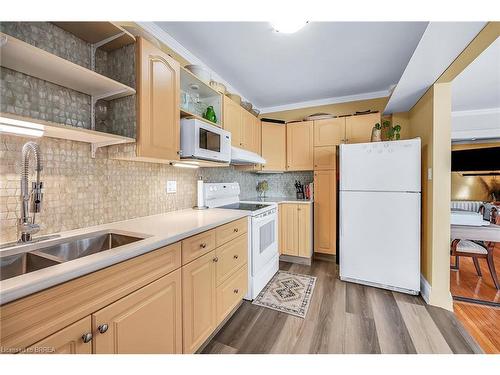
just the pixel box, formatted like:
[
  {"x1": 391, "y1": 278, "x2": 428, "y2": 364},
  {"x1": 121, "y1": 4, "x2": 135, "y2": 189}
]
[
  {"x1": 339, "y1": 191, "x2": 421, "y2": 292},
  {"x1": 340, "y1": 138, "x2": 421, "y2": 192}
]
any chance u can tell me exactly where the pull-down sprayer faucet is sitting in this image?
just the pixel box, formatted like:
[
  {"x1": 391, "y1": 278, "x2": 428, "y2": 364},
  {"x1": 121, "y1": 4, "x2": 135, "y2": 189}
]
[{"x1": 18, "y1": 141, "x2": 43, "y2": 243}]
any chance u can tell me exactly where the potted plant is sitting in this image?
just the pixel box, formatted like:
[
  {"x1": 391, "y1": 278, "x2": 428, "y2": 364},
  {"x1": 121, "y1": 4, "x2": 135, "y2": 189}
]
[
  {"x1": 371, "y1": 123, "x2": 382, "y2": 142},
  {"x1": 381, "y1": 120, "x2": 402, "y2": 141},
  {"x1": 256, "y1": 180, "x2": 269, "y2": 198}
]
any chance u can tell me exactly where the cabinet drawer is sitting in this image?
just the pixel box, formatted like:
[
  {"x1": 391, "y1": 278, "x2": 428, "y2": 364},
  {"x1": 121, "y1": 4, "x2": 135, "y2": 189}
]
[
  {"x1": 216, "y1": 265, "x2": 248, "y2": 325},
  {"x1": 181, "y1": 230, "x2": 216, "y2": 265},
  {"x1": 215, "y1": 217, "x2": 248, "y2": 247},
  {"x1": 215, "y1": 233, "x2": 248, "y2": 285}
]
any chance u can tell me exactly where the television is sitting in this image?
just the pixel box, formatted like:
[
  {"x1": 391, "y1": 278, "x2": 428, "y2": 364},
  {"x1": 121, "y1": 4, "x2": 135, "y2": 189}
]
[{"x1": 451, "y1": 146, "x2": 500, "y2": 172}]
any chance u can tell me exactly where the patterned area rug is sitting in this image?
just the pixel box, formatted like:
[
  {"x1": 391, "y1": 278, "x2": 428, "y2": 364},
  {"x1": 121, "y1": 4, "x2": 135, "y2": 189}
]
[{"x1": 252, "y1": 271, "x2": 316, "y2": 318}]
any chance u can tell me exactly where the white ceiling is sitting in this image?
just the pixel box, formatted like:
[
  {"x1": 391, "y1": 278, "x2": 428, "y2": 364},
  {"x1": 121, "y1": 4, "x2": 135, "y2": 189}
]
[
  {"x1": 384, "y1": 22, "x2": 486, "y2": 114},
  {"x1": 452, "y1": 37, "x2": 500, "y2": 112},
  {"x1": 156, "y1": 22, "x2": 428, "y2": 110}
]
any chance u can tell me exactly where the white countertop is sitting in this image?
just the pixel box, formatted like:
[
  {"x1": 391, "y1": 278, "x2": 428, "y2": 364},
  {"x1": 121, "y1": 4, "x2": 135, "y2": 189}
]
[
  {"x1": 242, "y1": 196, "x2": 313, "y2": 204},
  {"x1": 0, "y1": 208, "x2": 249, "y2": 305}
]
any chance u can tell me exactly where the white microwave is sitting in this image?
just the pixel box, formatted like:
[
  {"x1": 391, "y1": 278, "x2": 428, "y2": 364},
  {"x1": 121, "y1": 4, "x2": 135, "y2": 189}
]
[{"x1": 180, "y1": 118, "x2": 232, "y2": 163}]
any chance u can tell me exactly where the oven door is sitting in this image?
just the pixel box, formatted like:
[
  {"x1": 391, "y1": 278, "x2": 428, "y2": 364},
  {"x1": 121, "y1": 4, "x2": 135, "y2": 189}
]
[
  {"x1": 193, "y1": 123, "x2": 231, "y2": 162},
  {"x1": 251, "y1": 208, "x2": 278, "y2": 276}
]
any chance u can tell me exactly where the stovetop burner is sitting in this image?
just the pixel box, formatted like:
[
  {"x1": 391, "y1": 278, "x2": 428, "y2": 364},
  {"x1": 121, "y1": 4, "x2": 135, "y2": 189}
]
[{"x1": 219, "y1": 202, "x2": 271, "y2": 212}]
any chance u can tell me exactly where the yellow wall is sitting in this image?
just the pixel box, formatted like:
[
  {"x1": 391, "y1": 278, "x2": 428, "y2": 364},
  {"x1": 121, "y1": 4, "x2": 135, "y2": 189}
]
[
  {"x1": 409, "y1": 83, "x2": 453, "y2": 310},
  {"x1": 261, "y1": 97, "x2": 389, "y2": 122}
]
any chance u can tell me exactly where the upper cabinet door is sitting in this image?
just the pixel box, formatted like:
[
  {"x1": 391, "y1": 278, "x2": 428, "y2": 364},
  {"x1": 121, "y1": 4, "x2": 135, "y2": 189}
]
[
  {"x1": 92, "y1": 269, "x2": 183, "y2": 354},
  {"x1": 223, "y1": 96, "x2": 242, "y2": 147},
  {"x1": 314, "y1": 118, "x2": 345, "y2": 146},
  {"x1": 253, "y1": 116, "x2": 262, "y2": 155},
  {"x1": 241, "y1": 109, "x2": 254, "y2": 151},
  {"x1": 136, "y1": 37, "x2": 180, "y2": 160},
  {"x1": 345, "y1": 113, "x2": 381, "y2": 144},
  {"x1": 261, "y1": 121, "x2": 286, "y2": 171},
  {"x1": 286, "y1": 121, "x2": 314, "y2": 171}
]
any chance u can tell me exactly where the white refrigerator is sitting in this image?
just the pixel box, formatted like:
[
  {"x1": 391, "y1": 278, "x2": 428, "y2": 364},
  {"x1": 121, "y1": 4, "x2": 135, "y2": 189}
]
[{"x1": 339, "y1": 138, "x2": 421, "y2": 294}]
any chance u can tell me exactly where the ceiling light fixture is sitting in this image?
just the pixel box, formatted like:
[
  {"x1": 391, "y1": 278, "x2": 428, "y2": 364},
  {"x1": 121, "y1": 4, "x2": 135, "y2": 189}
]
[
  {"x1": 0, "y1": 116, "x2": 45, "y2": 137},
  {"x1": 270, "y1": 20, "x2": 308, "y2": 34}
]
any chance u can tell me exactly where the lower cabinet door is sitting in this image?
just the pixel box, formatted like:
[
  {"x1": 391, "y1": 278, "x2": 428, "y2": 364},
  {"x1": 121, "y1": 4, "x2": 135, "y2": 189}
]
[
  {"x1": 216, "y1": 265, "x2": 248, "y2": 325},
  {"x1": 26, "y1": 316, "x2": 92, "y2": 354},
  {"x1": 182, "y1": 250, "x2": 217, "y2": 354},
  {"x1": 92, "y1": 269, "x2": 182, "y2": 354},
  {"x1": 281, "y1": 203, "x2": 299, "y2": 256},
  {"x1": 297, "y1": 205, "x2": 312, "y2": 258}
]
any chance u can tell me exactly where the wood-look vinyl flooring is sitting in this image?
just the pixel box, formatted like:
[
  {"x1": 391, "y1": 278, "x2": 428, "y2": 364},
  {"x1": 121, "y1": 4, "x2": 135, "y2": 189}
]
[{"x1": 203, "y1": 260, "x2": 482, "y2": 354}]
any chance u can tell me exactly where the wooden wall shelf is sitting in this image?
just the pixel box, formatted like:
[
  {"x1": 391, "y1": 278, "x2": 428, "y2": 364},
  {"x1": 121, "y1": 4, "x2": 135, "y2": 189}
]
[
  {"x1": 52, "y1": 22, "x2": 135, "y2": 52},
  {"x1": 0, "y1": 112, "x2": 135, "y2": 156},
  {"x1": 0, "y1": 32, "x2": 136, "y2": 101}
]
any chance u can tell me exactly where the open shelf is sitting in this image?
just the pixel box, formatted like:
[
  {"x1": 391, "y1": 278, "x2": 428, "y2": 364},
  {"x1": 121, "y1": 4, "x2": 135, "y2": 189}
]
[
  {"x1": 52, "y1": 22, "x2": 135, "y2": 52},
  {"x1": 0, "y1": 32, "x2": 136, "y2": 101},
  {"x1": 0, "y1": 112, "x2": 135, "y2": 156},
  {"x1": 180, "y1": 109, "x2": 221, "y2": 127},
  {"x1": 180, "y1": 66, "x2": 221, "y2": 99}
]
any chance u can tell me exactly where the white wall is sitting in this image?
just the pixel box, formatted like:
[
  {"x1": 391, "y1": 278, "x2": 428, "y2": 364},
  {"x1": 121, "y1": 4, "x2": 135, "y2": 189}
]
[{"x1": 451, "y1": 108, "x2": 500, "y2": 141}]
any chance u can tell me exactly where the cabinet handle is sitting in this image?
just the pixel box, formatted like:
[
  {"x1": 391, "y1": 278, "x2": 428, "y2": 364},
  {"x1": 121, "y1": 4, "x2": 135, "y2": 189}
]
[
  {"x1": 98, "y1": 324, "x2": 109, "y2": 334},
  {"x1": 233, "y1": 289, "x2": 239, "y2": 294},
  {"x1": 82, "y1": 333, "x2": 93, "y2": 343},
  {"x1": 200, "y1": 242, "x2": 207, "y2": 249},
  {"x1": 233, "y1": 254, "x2": 239, "y2": 259},
  {"x1": 213, "y1": 257, "x2": 219, "y2": 263},
  {"x1": 233, "y1": 228, "x2": 239, "y2": 233}
]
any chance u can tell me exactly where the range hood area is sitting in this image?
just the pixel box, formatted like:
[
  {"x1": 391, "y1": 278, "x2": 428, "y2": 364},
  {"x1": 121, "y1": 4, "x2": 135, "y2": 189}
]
[{"x1": 230, "y1": 146, "x2": 266, "y2": 165}]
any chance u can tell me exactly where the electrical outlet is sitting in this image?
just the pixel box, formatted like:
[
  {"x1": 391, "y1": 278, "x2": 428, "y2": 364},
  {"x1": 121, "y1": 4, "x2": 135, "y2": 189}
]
[
  {"x1": 427, "y1": 168, "x2": 432, "y2": 181},
  {"x1": 166, "y1": 180, "x2": 177, "y2": 193}
]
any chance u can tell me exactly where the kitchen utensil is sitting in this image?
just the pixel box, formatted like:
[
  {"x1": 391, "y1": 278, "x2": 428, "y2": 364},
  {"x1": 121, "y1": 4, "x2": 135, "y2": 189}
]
[
  {"x1": 226, "y1": 93, "x2": 241, "y2": 104},
  {"x1": 185, "y1": 65, "x2": 211, "y2": 83},
  {"x1": 304, "y1": 113, "x2": 335, "y2": 121},
  {"x1": 251, "y1": 108, "x2": 261, "y2": 116},
  {"x1": 241, "y1": 101, "x2": 252, "y2": 111},
  {"x1": 209, "y1": 80, "x2": 227, "y2": 94}
]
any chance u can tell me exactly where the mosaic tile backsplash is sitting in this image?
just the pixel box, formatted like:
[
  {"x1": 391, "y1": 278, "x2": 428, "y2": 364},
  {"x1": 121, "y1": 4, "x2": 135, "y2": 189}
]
[
  {"x1": 0, "y1": 135, "x2": 198, "y2": 243},
  {"x1": 199, "y1": 167, "x2": 314, "y2": 199}
]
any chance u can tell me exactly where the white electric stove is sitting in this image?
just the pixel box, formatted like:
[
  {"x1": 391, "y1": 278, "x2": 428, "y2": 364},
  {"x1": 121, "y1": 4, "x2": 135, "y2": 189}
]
[{"x1": 204, "y1": 183, "x2": 279, "y2": 300}]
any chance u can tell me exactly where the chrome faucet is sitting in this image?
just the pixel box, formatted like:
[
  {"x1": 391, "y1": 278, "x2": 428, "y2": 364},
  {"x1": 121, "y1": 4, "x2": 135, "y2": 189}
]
[{"x1": 18, "y1": 141, "x2": 43, "y2": 243}]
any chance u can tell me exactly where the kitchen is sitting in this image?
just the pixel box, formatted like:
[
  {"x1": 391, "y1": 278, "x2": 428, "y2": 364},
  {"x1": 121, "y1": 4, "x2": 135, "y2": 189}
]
[{"x1": 0, "y1": 5, "x2": 499, "y2": 371}]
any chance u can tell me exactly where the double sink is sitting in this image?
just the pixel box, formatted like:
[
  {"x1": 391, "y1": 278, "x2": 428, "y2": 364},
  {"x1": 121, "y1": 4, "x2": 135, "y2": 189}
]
[{"x1": 0, "y1": 231, "x2": 147, "y2": 281}]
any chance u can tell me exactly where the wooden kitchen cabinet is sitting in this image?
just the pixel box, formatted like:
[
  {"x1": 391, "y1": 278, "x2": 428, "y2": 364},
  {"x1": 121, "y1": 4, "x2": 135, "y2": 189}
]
[
  {"x1": 261, "y1": 121, "x2": 286, "y2": 172},
  {"x1": 297, "y1": 205, "x2": 313, "y2": 258},
  {"x1": 223, "y1": 96, "x2": 243, "y2": 148},
  {"x1": 314, "y1": 145, "x2": 336, "y2": 170},
  {"x1": 136, "y1": 37, "x2": 180, "y2": 160},
  {"x1": 314, "y1": 118, "x2": 345, "y2": 146},
  {"x1": 280, "y1": 203, "x2": 313, "y2": 259},
  {"x1": 314, "y1": 170, "x2": 337, "y2": 255},
  {"x1": 241, "y1": 109, "x2": 255, "y2": 151},
  {"x1": 182, "y1": 250, "x2": 217, "y2": 354},
  {"x1": 345, "y1": 113, "x2": 380, "y2": 144},
  {"x1": 216, "y1": 265, "x2": 248, "y2": 325},
  {"x1": 92, "y1": 269, "x2": 182, "y2": 354},
  {"x1": 27, "y1": 317, "x2": 92, "y2": 354},
  {"x1": 286, "y1": 121, "x2": 314, "y2": 171}
]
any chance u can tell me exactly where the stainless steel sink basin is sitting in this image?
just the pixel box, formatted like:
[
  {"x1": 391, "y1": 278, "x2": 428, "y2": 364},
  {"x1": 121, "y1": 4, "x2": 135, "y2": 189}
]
[
  {"x1": 33, "y1": 232, "x2": 145, "y2": 262},
  {"x1": 0, "y1": 231, "x2": 146, "y2": 282},
  {"x1": 0, "y1": 252, "x2": 60, "y2": 281}
]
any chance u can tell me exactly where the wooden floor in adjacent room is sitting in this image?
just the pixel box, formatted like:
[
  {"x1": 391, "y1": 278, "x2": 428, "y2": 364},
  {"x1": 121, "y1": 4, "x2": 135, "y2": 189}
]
[
  {"x1": 203, "y1": 260, "x2": 482, "y2": 354},
  {"x1": 450, "y1": 246, "x2": 500, "y2": 304},
  {"x1": 454, "y1": 302, "x2": 500, "y2": 354}
]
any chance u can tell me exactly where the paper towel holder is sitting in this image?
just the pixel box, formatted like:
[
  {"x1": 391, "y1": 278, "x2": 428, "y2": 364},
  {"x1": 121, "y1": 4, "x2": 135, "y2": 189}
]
[{"x1": 193, "y1": 177, "x2": 209, "y2": 210}]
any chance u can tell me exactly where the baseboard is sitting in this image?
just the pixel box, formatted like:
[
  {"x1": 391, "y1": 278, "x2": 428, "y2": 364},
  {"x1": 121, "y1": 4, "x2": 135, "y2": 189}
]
[
  {"x1": 313, "y1": 252, "x2": 337, "y2": 263},
  {"x1": 420, "y1": 274, "x2": 431, "y2": 304},
  {"x1": 279, "y1": 254, "x2": 312, "y2": 266}
]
